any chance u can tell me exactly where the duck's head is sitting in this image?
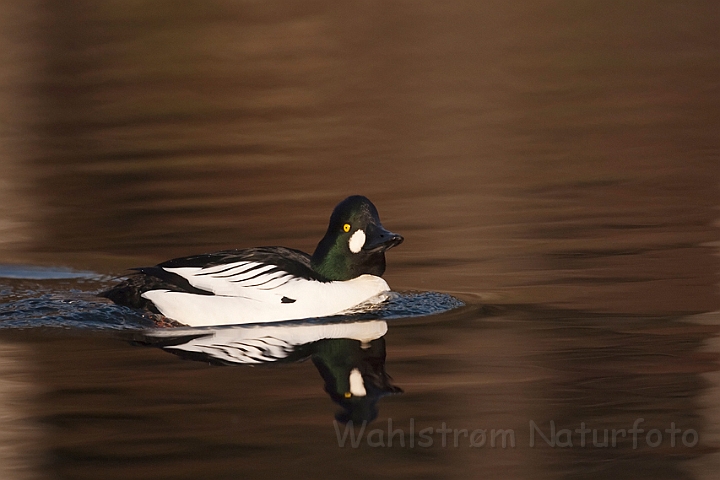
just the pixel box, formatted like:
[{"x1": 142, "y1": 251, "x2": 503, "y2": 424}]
[{"x1": 311, "y1": 195, "x2": 403, "y2": 281}]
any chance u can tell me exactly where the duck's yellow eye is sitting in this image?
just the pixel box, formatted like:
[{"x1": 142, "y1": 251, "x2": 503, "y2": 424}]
[
  {"x1": 343, "y1": 223, "x2": 351, "y2": 233},
  {"x1": 344, "y1": 392, "x2": 352, "y2": 398}
]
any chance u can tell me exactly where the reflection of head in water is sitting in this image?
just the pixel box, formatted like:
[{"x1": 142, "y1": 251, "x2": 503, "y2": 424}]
[{"x1": 311, "y1": 336, "x2": 402, "y2": 424}]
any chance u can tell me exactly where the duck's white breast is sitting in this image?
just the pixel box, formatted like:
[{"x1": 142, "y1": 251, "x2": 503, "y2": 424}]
[{"x1": 141, "y1": 274, "x2": 390, "y2": 327}]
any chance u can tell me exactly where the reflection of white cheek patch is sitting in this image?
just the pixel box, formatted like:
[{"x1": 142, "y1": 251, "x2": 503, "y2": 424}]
[
  {"x1": 348, "y1": 229, "x2": 365, "y2": 254},
  {"x1": 349, "y1": 368, "x2": 367, "y2": 397}
]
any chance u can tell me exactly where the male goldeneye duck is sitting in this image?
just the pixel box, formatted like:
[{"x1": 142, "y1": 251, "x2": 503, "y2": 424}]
[{"x1": 102, "y1": 195, "x2": 403, "y2": 327}]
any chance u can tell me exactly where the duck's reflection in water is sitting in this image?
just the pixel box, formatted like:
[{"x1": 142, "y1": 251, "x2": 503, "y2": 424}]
[{"x1": 138, "y1": 319, "x2": 402, "y2": 423}]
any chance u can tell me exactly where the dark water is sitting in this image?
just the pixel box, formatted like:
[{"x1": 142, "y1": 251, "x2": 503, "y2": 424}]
[{"x1": 1, "y1": 1, "x2": 719, "y2": 479}]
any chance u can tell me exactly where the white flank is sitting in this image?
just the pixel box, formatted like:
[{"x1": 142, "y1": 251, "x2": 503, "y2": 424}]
[
  {"x1": 141, "y1": 271, "x2": 390, "y2": 327},
  {"x1": 348, "y1": 229, "x2": 366, "y2": 253},
  {"x1": 348, "y1": 368, "x2": 367, "y2": 397}
]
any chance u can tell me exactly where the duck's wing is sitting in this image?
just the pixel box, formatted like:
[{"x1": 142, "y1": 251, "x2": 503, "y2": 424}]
[
  {"x1": 139, "y1": 247, "x2": 325, "y2": 296},
  {"x1": 101, "y1": 247, "x2": 322, "y2": 309}
]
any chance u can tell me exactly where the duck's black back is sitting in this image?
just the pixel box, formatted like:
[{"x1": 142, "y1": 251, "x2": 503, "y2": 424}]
[{"x1": 101, "y1": 246, "x2": 326, "y2": 311}]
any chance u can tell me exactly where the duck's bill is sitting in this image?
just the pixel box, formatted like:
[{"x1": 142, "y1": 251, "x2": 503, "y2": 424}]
[{"x1": 363, "y1": 224, "x2": 404, "y2": 253}]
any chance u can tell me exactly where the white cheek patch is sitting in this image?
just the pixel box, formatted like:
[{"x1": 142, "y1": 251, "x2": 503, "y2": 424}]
[
  {"x1": 349, "y1": 368, "x2": 367, "y2": 397},
  {"x1": 348, "y1": 229, "x2": 366, "y2": 254}
]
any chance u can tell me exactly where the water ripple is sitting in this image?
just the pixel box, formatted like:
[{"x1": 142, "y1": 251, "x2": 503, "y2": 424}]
[{"x1": 0, "y1": 266, "x2": 463, "y2": 329}]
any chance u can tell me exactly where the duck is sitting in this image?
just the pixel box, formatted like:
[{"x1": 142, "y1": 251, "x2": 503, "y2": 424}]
[{"x1": 102, "y1": 195, "x2": 403, "y2": 327}]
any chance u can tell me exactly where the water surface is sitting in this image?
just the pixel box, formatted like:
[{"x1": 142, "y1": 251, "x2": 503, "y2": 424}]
[{"x1": 0, "y1": 1, "x2": 718, "y2": 479}]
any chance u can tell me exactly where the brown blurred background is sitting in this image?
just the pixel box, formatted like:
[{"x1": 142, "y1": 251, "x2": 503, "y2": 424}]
[
  {"x1": 1, "y1": 1, "x2": 718, "y2": 314},
  {"x1": 0, "y1": 2, "x2": 719, "y2": 479},
  {"x1": 1, "y1": 1, "x2": 718, "y2": 315}
]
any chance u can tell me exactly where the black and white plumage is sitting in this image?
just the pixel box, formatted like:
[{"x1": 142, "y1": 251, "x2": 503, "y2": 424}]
[
  {"x1": 102, "y1": 196, "x2": 403, "y2": 327},
  {"x1": 141, "y1": 319, "x2": 389, "y2": 365}
]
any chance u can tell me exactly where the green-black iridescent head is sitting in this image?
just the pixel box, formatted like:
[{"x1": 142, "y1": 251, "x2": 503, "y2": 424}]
[{"x1": 311, "y1": 195, "x2": 403, "y2": 281}]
